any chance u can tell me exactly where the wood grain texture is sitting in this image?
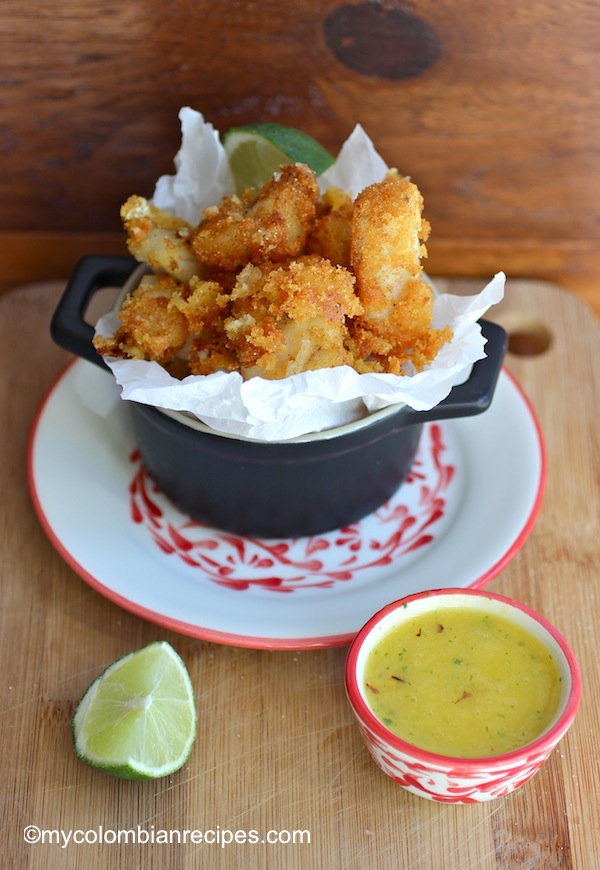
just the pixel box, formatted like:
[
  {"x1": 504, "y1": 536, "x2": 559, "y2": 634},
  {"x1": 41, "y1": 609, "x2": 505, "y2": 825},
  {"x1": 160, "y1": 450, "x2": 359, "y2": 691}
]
[
  {"x1": 323, "y1": 4, "x2": 444, "y2": 79},
  {"x1": 1, "y1": 1, "x2": 600, "y2": 310},
  {"x1": 1, "y1": 276, "x2": 598, "y2": 868}
]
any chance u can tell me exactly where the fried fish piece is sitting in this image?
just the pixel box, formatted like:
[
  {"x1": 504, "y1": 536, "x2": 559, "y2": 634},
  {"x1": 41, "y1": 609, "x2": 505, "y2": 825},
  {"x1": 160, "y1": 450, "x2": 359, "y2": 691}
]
[
  {"x1": 93, "y1": 273, "x2": 189, "y2": 364},
  {"x1": 121, "y1": 195, "x2": 204, "y2": 283},
  {"x1": 350, "y1": 171, "x2": 451, "y2": 372},
  {"x1": 306, "y1": 186, "x2": 353, "y2": 268},
  {"x1": 100, "y1": 162, "x2": 452, "y2": 382},
  {"x1": 169, "y1": 275, "x2": 229, "y2": 335},
  {"x1": 224, "y1": 255, "x2": 362, "y2": 379},
  {"x1": 190, "y1": 163, "x2": 320, "y2": 272},
  {"x1": 172, "y1": 276, "x2": 239, "y2": 376}
]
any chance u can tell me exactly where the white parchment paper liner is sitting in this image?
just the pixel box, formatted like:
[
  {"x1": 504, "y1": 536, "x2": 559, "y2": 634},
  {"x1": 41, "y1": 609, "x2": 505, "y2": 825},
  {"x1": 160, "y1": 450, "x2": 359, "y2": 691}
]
[{"x1": 95, "y1": 108, "x2": 505, "y2": 441}]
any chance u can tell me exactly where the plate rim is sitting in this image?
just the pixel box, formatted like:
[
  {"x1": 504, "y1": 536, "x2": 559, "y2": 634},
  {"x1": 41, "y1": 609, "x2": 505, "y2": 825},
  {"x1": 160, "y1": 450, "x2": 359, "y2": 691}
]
[{"x1": 27, "y1": 361, "x2": 546, "y2": 650}]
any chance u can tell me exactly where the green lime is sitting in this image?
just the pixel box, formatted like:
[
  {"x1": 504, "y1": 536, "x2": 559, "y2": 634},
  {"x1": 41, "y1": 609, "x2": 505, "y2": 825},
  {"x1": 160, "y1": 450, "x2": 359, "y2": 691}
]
[
  {"x1": 71, "y1": 641, "x2": 197, "y2": 780},
  {"x1": 223, "y1": 122, "x2": 335, "y2": 194}
]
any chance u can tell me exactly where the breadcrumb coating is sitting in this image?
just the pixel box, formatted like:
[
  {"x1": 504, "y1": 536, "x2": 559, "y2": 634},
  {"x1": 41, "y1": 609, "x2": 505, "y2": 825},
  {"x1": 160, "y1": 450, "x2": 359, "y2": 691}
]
[
  {"x1": 120, "y1": 195, "x2": 203, "y2": 283},
  {"x1": 224, "y1": 255, "x2": 361, "y2": 379},
  {"x1": 350, "y1": 172, "x2": 451, "y2": 372},
  {"x1": 93, "y1": 274, "x2": 189, "y2": 365},
  {"x1": 190, "y1": 163, "x2": 320, "y2": 271},
  {"x1": 95, "y1": 162, "x2": 453, "y2": 379}
]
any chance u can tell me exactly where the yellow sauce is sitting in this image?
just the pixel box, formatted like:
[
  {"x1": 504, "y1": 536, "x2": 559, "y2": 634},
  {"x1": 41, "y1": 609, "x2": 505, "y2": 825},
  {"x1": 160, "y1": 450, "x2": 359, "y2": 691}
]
[{"x1": 363, "y1": 606, "x2": 562, "y2": 757}]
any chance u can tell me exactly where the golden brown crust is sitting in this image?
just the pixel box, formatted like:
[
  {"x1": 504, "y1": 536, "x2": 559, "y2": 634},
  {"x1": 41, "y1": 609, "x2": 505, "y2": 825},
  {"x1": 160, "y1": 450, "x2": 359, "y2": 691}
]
[
  {"x1": 224, "y1": 255, "x2": 361, "y2": 379},
  {"x1": 305, "y1": 186, "x2": 353, "y2": 268},
  {"x1": 190, "y1": 163, "x2": 320, "y2": 271},
  {"x1": 120, "y1": 196, "x2": 203, "y2": 283},
  {"x1": 93, "y1": 274, "x2": 189, "y2": 364},
  {"x1": 349, "y1": 172, "x2": 449, "y2": 372},
  {"x1": 95, "y1": 164, "x2": 453, "y2": 379}
]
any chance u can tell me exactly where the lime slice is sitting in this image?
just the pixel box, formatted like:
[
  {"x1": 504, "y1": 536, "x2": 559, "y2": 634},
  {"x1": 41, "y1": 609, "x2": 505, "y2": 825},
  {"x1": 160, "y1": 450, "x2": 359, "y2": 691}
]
[
  {"x1": 71, "y1": 641, "x2": 197, "y2": 780},
  {"x1": 223, "y1": 122, "x2": 335, "y2": 194}
]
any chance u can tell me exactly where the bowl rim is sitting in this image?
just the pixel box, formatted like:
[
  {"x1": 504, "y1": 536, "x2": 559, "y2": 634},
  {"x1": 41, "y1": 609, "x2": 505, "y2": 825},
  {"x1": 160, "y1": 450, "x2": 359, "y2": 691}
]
[{"x1": 345, "y1": 587, "x2": 582, "y2": 769}]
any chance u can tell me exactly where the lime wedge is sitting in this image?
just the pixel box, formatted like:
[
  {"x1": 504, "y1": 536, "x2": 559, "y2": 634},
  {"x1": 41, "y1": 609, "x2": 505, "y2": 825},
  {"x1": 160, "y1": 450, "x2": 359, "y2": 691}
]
[
  {"x1": 71, "y1": 641, "x2": 197, "y2": 780},
  {"x1": 223, "y1": 122, "x2": 335, "y2": 194}
]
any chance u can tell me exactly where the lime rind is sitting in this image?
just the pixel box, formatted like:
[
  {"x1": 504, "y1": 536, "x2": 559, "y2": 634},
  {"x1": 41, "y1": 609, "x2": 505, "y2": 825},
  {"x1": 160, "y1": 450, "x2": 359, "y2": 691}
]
[
  {"x1": 71, "y1": 641, "x2": 197, "y2": 780},
  {"x1": 223, "y1": 122, "x2": 335, "y2": 194}
]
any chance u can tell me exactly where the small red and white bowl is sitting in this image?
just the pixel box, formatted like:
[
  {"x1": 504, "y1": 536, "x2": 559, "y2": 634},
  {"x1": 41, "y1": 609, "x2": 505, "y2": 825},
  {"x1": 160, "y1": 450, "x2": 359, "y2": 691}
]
[{"x1": 345, "y1": 588, "x2": 581, "y2": 803}]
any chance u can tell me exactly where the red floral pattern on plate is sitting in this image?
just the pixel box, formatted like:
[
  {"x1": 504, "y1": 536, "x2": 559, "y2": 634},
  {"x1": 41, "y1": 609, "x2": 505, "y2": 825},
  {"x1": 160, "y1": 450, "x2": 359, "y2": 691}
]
[{"x1": 129, "y1": 422, "x2": 455, "y2": 593}]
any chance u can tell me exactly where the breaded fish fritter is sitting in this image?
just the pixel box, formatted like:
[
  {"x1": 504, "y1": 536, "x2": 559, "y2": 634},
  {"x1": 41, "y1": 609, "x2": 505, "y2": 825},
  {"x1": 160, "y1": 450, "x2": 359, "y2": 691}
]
[
  {"x1": 173, "y1": 276, "x2": 239, "y2": 376},
  {"x1": 306, "y1": 186, "x2": 354, "y2": 268},
  {"x1": 350, "y1": 172, "x2": 430, "y2": 333},
  {"x1": 93, "y1": 274, "x2": 189, "y2": 364},
  {"x1": 99, "y1": 161, "x2": 453, "y2": 381},
  {"x1": 190, "y1": 163, "x2": 320, "y2": 272},
  {"x1": 350, "y1": 172, "x2": 450, "y2": 372},
  {"x1": 224, "y1": 255, "x2": 362, "y2": 379},
  {"x1": 120, "y1": 196, "x2": 203, "y2": 283}
]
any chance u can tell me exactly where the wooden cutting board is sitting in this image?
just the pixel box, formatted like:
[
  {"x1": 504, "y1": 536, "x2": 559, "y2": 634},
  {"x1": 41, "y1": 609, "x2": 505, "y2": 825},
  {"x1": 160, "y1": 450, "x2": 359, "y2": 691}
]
[{"x1": 1, "y1": 275, "x2": 598, "y2": 868}]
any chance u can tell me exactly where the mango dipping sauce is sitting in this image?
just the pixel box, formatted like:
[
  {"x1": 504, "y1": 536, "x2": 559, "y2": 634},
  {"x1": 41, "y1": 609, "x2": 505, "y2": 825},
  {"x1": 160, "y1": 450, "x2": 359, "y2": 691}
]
[{"x1": 363, "y1": 606, "x2": 563, "y2": 758}]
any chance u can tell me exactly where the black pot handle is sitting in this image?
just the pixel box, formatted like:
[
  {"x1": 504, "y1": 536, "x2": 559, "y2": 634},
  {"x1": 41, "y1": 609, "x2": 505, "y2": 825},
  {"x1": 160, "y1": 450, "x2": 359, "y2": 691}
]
[
  {"x1": 50, "y1": 254, "x2": 138, "y2": 368},
  {"x1": 406, "y1": 318, "x2": 508, "y2": 423}
]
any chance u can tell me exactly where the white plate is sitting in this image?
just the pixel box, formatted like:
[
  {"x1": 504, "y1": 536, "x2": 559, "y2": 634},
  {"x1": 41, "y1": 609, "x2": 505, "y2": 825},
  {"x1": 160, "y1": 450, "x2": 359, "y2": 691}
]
[{"x1": 28, "y1": 361, "x2": 545, "y2": 649}]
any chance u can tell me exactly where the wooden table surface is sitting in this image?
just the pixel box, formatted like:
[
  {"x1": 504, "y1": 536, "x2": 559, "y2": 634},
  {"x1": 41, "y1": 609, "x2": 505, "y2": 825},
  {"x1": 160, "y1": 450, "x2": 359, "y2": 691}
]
[{"x1": 2, "y1": 276, "x2": 599, "y2": 869}]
